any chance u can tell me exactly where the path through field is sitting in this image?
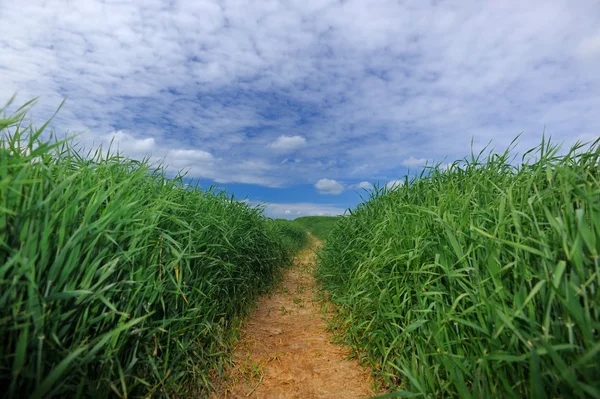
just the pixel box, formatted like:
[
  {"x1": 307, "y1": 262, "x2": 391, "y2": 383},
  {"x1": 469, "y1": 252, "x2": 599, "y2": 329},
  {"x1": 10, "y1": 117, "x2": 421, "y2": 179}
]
[{"x1": 214, "y1": 234, "x2": 375, "y2": 399}]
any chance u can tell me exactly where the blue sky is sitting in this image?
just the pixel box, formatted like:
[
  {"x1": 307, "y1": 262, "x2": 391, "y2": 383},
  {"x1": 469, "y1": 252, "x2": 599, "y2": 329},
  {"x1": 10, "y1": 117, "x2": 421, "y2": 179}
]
[{"x1": 1, "y1": 0, "x2": 599, "y2": 219}]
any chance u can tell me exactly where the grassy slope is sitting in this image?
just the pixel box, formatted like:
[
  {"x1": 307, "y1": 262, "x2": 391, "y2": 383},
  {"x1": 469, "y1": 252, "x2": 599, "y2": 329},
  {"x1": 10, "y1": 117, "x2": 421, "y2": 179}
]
[
  {"x1": 317, "y1": 140, "x2": 600, "y2": 398},
  {"x1": 272, "y1": 219, "x2": 309, "y2": 252},
  {"x1": 292, "y1": 216, "x2": 340, "y2": 241},
  {"x1": 0, "y1": 107, "x2": 306, "y2": 398}
]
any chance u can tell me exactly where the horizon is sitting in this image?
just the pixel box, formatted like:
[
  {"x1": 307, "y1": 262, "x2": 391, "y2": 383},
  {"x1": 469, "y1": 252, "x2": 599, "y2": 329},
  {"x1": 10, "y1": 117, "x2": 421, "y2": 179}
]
[{"x1": 1, "y1": 0, "x2": 599, "y2": 219}]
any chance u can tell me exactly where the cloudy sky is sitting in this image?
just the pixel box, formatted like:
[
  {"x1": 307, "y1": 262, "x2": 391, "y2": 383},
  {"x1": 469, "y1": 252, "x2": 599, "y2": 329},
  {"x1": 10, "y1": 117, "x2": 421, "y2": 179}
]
[{"x1": 1, "y1": 0, "x2": 599, "y2": 218}]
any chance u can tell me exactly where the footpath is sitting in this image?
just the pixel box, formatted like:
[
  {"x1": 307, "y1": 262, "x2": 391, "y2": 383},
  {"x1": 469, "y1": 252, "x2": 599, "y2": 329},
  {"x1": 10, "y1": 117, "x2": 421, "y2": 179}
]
[{"x1": 214, "y1": 234, "x2": 375, "y2": 399}]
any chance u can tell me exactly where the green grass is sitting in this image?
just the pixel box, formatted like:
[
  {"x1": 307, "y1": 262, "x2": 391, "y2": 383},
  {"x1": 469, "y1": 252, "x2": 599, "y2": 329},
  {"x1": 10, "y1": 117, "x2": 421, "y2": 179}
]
[
  {"x1": 317, "y1": 139, "x2": 600, "y2": 398},
  {"x1": 272, "y1": 219, "x2": 309, "y2": 253},
  {"x1": 0, "y1": 103, "x2": 306, "y2": 398},
  {"x1": 292, "y1": 216, "x2": 340, "y2": 241}
]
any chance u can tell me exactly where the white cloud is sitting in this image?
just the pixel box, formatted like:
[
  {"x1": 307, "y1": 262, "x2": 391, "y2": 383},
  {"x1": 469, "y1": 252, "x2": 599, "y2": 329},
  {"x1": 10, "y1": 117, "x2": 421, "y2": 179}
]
[
  {"x1": 315, "y1": 178, "x2": 344, "y2": 195},
  {"x1": 576, "y1": 33, "x2": 600, "y2": 60},
  {"x1": 104, "y1": 131, "x2": 156, "y2": 155},
  {"x1": 268, "y1": 135, "x2": 306, "y2": 151},
  {"x1": 402, "y1": 156, "x2": 428, "y2": 167},
  {"x1": 1, "y1": 0, "x2": 599, "y2": 191},
  {"x1": 168, "y1": 149, "x2": 213, "y2": 162},
  {"x1": 262, "y1": 202, "x2": 346, "y2": 219},
  {"x1": 348, "y1": 181, "x2": 373, "y2": 190},
  {"x1": 386, "y1": 179, "x2": 404, "y2": 190},
  {"x1": 77, "y1": 129, "x2": 285, "y2": 186}
]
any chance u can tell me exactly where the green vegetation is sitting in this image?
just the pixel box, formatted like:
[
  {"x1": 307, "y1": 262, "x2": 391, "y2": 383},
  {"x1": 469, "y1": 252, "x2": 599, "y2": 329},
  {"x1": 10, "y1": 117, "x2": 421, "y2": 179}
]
[
  {"x1": 272, "y1": 219, "x2": 309, "y2": 253},
  {"x1": 317, "y1": 139, "x2": 600, "y2": 398},
  {"x1": 0, "y1": 104, "x2": 306, "y2": 398},
  {"x1": 292, "y1": 216, "x2": 340, "y2": 240}
]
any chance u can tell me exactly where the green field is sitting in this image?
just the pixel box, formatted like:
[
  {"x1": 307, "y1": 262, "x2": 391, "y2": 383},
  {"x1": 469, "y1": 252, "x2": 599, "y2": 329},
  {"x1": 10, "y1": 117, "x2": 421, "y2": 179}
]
[
  {"x1": 317, "y1": 140, "x2": 600, "y2": 398},
  {"x1": 291, "y1": 216, "x2": 340, "y2": 241},
  {"x1": 0, "y1": 107, "x2": 307, "y2": 398},
  {"x1": 3, "y1": 99, "x2": 599, "y2": 398},
  {"x1": 271, "y1": 218, "x2": 310, "y2": 252}
]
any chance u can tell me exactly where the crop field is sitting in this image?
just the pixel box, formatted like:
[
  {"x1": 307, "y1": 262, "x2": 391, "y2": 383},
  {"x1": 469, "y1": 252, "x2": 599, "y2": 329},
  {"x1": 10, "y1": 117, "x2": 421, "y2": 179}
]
[
  {"x1": 0, "y1": 107, "x2": 307, "y2": 398},
  {"x1": 317, "y1": 140, "x2": 600, "y2": 398},
  {"x1": 3, "y1": 100, "x2": 599, "y2": 399},
  {"x1": 291, "y1": 216, "x2": 340, "y2": 241},
  {"x1": 272, "y1": 218, "x2": 310, "y2": 252}
]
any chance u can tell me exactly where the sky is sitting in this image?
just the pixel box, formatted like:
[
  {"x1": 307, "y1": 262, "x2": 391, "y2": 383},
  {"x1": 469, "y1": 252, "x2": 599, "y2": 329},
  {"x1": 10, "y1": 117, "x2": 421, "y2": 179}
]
[{"x1": 1, "y1": 0, "x2": 599, "y2": 219}]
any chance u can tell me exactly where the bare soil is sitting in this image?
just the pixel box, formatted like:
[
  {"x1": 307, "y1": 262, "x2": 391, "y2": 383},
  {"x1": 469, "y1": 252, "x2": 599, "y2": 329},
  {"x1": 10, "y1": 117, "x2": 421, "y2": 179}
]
[{"x1": 213, "y1": 234, "x2": 376, "y2": 399}]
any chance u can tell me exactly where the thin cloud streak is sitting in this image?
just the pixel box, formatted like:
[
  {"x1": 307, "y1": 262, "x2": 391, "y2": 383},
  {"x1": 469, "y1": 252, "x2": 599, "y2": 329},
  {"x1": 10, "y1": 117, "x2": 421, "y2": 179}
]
[{"x1": 261, "y1": 202, "x2": 347, "y2": 219}]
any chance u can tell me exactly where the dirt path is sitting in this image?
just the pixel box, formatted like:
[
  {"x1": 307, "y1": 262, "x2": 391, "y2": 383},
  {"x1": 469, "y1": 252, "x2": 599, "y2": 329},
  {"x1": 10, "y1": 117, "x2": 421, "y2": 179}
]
[{"x1": 214, "y1": 234, "x2": 375, "y2": 399}]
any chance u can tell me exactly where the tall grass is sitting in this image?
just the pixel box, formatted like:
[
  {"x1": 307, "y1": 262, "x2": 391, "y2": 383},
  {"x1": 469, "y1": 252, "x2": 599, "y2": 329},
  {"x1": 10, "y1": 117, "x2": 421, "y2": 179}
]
[
  {"x1": 292, "y1": 216, "x2": 340, "y2": 241},
  {"x1": 317, "y1": 139, "x2": 600, "y2": 398},
  {"x1": 272, "y1": 219, "x2": 309, "y2": 253},
  {"x1": 0, "y1": 104, "x2": 304, "y2": 397}
]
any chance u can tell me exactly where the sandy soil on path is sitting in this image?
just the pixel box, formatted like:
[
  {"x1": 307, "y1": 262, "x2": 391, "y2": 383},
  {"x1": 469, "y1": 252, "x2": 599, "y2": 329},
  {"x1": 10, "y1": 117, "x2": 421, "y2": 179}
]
[{"x1": 213, "y1": 234, "x2": 376, "y2": 399}]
